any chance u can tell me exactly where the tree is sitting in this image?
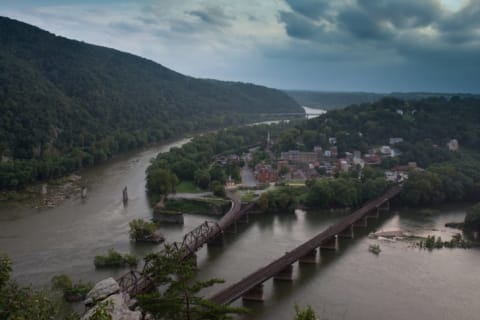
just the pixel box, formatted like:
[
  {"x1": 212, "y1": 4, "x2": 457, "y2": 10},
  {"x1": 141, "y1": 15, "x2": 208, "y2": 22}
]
[
  {"x1": 147, "y1": 168, "x2": 179, "y2": 195},
  {"x1": 211, "y1": 181, "x2": 227, "y2": 198},
  {"x1": 209, "y1": 166, "x2": 227, "y2": 185},
  {"x1": 0, "y1": 255, "x2": 80, "y2": 319},
  {"x1": 294, "y1": 304, "x2": 317, "y2": 320},
  {"x1": 138, "y1": 245, "x2": 246, "y2": 320},
  {"x1": 464, "y1": 203, "x2": 480, "y2": 231},
  {"x1": 401, "y1": 171, "x2": 444, "y2": 206},
  {"x1": 51, "y1": 274, "x2": 93, "y2": 302},
  {"x1": 194, "y1": 169, "x2": 211, "y2": 190},
  {"x1": 0, "y1": 255, "x2": 11, "y2": 289},
  {"x1": 129, "y1": 219, "x2": 158, "y2": 242}
]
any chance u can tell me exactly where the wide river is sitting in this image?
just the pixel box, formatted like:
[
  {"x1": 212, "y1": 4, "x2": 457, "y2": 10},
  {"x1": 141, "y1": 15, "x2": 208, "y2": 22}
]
[{"x1": 0, "y1": 136, "x2": 479, "y2": 319}]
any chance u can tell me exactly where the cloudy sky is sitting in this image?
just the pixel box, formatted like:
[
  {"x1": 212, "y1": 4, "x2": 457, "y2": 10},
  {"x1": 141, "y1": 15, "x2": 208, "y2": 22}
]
[{"x1": 1, "y1": 0, "x2": 479, "y2": 93}]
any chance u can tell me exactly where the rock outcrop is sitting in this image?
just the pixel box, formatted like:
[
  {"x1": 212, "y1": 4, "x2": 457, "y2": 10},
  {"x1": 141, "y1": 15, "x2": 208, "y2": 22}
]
[
  {"x1": 85, "y1": 277, "x2": 120, "y2": 306},
  {"x1": 82, "y1": 293, "x2": 141, "y2": 320},
  {"x1": 82, "y1": 277, "x2": 144, "y2": 320}
]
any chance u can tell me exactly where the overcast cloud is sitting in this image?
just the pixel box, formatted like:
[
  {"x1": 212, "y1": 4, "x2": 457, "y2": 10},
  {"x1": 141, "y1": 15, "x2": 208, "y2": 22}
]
[{"x1": 1, "y1": 0, "x2": 479, "y2": 93}]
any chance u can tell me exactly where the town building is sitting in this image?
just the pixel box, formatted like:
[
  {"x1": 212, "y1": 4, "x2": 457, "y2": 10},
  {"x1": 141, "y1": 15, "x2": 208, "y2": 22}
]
[
  {"x1": 280, "y1": 150, "x2": 318, "y2": 163},
  {"x1": 447, "y1": 139, "x2": 459, "y2": 151},
  {"x1": 255, "y1": 164, "x2": 276, "y2": 183},
  {"x1": 337, "y1": 159, "x2": 351, "y2": 172},
  {"x1": 389, "y1": 137, "x2": 404, "y2": 145}
]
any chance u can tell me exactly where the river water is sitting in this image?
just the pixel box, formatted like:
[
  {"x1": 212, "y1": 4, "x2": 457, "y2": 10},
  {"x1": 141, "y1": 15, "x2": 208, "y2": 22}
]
[{"x1": 0, "y1": 138, "x2": 479, "y2": 320}]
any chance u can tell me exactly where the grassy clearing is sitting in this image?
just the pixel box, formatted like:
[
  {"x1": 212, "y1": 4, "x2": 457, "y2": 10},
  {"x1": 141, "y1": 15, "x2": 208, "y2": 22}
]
[
  {"x1": 284, "y1": 180, "x2": 306, "y2": 186},
  {"x1": 175, "y1": 181, "x2": 205, "y2": 193},
  {"x1": 241, "y1": 191, "x2": 256, "y2": 202},
  {"x1": 165, "y1": 198, "x2": 231, "y2": 215}
]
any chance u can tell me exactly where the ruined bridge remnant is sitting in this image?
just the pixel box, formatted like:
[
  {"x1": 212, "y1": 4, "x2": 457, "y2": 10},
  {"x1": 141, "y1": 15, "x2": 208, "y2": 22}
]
[
  {"x1": 173, "y1": 220, "x2": 222, "y2": 261},
  {"x1": 209, "y1": 185, "x2": 401, "y2": 305}
]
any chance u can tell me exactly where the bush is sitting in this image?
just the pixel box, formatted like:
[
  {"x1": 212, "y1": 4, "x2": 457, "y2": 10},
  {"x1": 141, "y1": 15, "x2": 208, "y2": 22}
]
[
  {"x1": 51, "y1": 274, "x2": 93, "y2": 302},
  {"x1": 94, "y1": 249, "x2": 138, "y2": 268},
  {"x1": 129, "y1": 219, "x2": 157, "y2": 242},
  {"x1": 0, "y1": 255, "x2": 11, "y2": 289},
  {"x1": 294, "y1": 304, "x2": 317, "y2": 320},
  {"x1": 211, "y1": 180, "x2": 226, "y2": 198},
  {"x1": 464, "y1": 203, "x2": 480, "y2": 231}
]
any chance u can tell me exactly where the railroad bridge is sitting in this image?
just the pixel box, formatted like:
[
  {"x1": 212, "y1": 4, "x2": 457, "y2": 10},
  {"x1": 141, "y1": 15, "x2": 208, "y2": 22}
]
[
  {"x1": 117, "y1": 191, "x2": 254, "y2": 297},
  {"x1": 117, "y1": 185, "x2": 401, "y2": 300},
  {"x1": 209, "y1": 185, "x2": 402, "y2": 304}
]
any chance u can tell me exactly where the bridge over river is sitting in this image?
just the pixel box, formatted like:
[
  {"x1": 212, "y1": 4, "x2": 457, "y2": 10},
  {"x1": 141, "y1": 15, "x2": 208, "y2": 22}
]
[
  {"x1": 209, "y1": 185, "x2": 402, "y2": 304},
  {"x1": 117, "y1": 185, "x2": 401, "y2": 300},
  {"x1": 117, "y1": 190, "x2": 255, "y2": 296}
]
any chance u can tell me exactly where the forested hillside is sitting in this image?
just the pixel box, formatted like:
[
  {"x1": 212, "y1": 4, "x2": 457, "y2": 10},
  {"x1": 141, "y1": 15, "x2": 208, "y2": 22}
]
[
  {"x1": 298, "y1": 97, "x2": 480, "y2": 157},
  {"x1": 0, "y1": 17, "x2": 301, "y2": 189},
  {"x1": 286, "y1": 90, "x2": 479, "y2": 110}
]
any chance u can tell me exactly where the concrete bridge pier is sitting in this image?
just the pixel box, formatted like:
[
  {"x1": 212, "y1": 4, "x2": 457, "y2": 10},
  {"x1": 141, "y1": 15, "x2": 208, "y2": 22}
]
[
  {"x1": 242, "y1": 284, "x2": 264, "y2": 302},
  {"x1": 274, "y1": 264, "x2": 294, "y2": 281},
  {"x1": 320, "y1": 237, "x2": 338, "y2": 251},
  {"x1": 353, "y1": 217, "x2": 368, "y2": 228},
  {"x1": 337, "y1": 225, "x2": 354, "y2": 239},
  {"x1": 299, "y1": 249, "x2": 318, "y2": 264}
]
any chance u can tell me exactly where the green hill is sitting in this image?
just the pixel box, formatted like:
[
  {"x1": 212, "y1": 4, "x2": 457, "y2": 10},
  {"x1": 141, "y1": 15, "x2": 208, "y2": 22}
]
[
  {"x1": 286, "y1": 90, "x2": 479, "y2": 110},
  {"x1": 0, "y1": 16, "x2": 301, "y2": 189}
]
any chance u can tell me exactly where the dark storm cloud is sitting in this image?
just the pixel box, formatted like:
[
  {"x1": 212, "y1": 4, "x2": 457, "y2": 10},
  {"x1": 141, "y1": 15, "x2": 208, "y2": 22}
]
[
  {"x1": 439, "y1": 1, "x2": 480, "y2": 44},
  {"x1": 188, "y1": 6, "x2": 231, "y2": 27},
  {"x1": 279, "y1": 11, "x2": 319, "y2": 40},
  {"x1": 356, "y1": 0, "x2": 441, "y2": 29},
  {"x1": 284, "y1": 0, "x2": 330, "y2": 20},
  {"x1": 337, "y1": 7, "x2": 393, "y2": 40},
  {"x1": 281, "y1": 0, "x2": 480, "y2": 44},
  {"x1": 280, "y1": 0, "x2": 480, "y2": 49}
]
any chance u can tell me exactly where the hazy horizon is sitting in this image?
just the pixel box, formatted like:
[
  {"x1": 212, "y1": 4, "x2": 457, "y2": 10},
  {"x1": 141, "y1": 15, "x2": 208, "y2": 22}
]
[{"x1": 1, "y1": 0, "x2": 479, "y2": 93}]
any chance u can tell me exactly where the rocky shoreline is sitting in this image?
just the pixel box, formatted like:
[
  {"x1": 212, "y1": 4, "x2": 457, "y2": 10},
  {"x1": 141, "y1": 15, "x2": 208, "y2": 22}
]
[{"x1": 0, "y1": 174, "x2": 86, "y2": 209}]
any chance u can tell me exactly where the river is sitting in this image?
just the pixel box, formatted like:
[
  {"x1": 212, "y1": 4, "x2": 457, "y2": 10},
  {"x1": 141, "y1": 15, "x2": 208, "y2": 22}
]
[{"x1": 0, "y1": 138, "x2": 479, "y2": 319}]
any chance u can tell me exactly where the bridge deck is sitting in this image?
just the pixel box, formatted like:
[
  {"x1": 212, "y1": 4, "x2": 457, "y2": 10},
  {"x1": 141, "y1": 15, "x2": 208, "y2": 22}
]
[
  {"x1": 209, "y1": 186, "x2": 401, "y2": 305},
  {"x1": 177, "y1": 191, "x2": 254, "y2": 260}
]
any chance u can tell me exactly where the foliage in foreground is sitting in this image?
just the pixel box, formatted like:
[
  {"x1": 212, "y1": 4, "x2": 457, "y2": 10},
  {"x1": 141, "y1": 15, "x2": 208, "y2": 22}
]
[
  {"x1": 94, "y1": 249, "x2": 138, "y2": 268},
  {"x1": 0, "y1": 254, "x2": 79, "y2": 319},
  {"x1": 138, "y1": 244, "x2": 247, "y2": 320},
  {"x1": 51, "y1": 274, "x2": 93, "y2": 302}
]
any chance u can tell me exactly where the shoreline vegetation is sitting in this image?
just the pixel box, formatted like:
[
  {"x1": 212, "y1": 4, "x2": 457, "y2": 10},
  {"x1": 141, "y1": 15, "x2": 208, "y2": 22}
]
[{"x1": 93, "y1": 249, "x2": 138, "y2": 269}]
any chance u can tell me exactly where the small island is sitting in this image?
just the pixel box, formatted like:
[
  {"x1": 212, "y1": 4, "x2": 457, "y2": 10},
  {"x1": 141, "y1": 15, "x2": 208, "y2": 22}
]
[{"x1": 129, "y1": 218, "x2": 164, "y2": 243}]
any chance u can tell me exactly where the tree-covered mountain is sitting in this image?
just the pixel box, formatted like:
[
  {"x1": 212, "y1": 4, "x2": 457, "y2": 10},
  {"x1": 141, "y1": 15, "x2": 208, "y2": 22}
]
[
  {"x1": 298, "y1": 96, "x2": 480, "y2": 156},
  {"x1": 286, "y1": 90, "x2": 479, "y2": 110},
  {"x1": 0, "y1": 17, "x2": 301, "y2": 189}
]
